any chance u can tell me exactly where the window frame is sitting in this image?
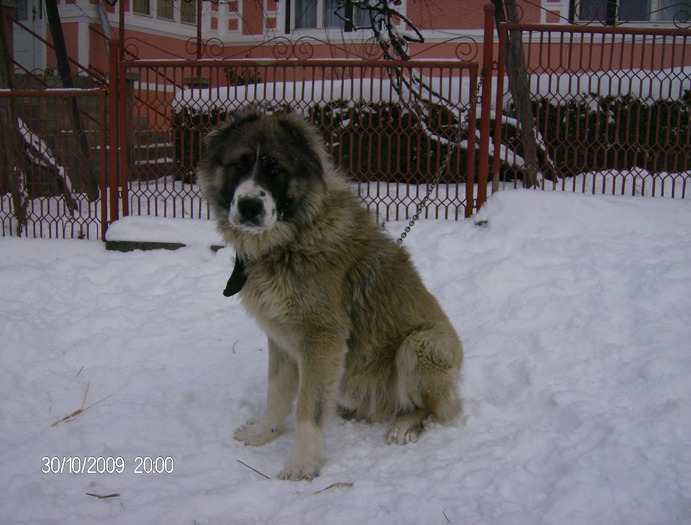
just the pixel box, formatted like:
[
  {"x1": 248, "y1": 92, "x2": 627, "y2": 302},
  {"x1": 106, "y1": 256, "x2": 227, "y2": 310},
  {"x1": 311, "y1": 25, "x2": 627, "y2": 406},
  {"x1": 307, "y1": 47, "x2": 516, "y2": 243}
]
[
  {"x1": 156, "y1": 0, "x2": 174, "y2": 21},
  {"x1": 180, "y1": 0, "x2": 197, "y2": 25},
  {"x1": 286, "y1": 0, "x2": 368, "y2": 33},
  {"x1": 133, "y1": 0, "x2": 151, "y2": 16},
  {"x1": 132, "y1": 0, "x2": 197, "y2": 26},
  {"x1": 572, "y1": 0, "x2": 690, "y2": 25}
]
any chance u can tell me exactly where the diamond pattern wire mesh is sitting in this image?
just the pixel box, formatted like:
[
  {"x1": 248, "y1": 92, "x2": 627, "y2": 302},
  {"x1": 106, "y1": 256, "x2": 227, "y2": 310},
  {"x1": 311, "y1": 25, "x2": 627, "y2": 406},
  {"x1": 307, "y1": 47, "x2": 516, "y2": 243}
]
[
  {"x1": 122, "y1": 60, "x2": 478, "y2": 223},
  {"x1": 494, "y1": 24, "x2": 690, "y2": 197},
  {"x1": 3, "y1": 18, "x2": 689, "y2": 240},
  {"x1": 1, "y1": 89, "x2": 108, "y2": 239}
]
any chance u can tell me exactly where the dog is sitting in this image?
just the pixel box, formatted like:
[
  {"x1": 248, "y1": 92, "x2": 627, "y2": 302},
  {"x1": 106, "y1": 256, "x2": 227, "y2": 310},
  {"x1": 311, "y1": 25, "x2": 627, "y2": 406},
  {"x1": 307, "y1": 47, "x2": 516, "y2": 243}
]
[{"x1": 197, "y1": 111, "x2": 463, "y2": 481}]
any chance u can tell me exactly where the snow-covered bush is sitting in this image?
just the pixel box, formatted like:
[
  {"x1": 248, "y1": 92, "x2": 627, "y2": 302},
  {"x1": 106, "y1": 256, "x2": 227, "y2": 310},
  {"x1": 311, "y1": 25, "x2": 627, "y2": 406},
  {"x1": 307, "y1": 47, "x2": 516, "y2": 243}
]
[
  {"x1": 498, "y1": 89, "x2": 690, "y2": 182},
  {"x1": 172, "y1": 101, "x2": 472, "y2": 185}
]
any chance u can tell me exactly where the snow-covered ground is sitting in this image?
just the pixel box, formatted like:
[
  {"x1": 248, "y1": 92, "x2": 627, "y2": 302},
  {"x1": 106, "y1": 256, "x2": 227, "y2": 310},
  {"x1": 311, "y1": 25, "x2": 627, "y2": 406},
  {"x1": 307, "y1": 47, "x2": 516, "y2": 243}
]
[{"x1": 1, "y1": 189, "x2": 690, "y2": 525}]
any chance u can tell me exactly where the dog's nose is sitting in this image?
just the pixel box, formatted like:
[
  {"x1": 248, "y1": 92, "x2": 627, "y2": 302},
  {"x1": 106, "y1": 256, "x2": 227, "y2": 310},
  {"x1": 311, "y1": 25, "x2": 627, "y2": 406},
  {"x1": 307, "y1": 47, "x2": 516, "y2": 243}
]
[{"x1": 237, "y1": 196, "x2": 264, "y2": 223}]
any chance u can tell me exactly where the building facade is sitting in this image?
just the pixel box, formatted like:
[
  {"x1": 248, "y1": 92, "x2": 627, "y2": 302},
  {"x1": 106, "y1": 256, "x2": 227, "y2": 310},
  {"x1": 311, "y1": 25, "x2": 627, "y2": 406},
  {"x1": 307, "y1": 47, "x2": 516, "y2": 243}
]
[{"x1": 10, "y1": 0, "x2": 690, "y2": 76}]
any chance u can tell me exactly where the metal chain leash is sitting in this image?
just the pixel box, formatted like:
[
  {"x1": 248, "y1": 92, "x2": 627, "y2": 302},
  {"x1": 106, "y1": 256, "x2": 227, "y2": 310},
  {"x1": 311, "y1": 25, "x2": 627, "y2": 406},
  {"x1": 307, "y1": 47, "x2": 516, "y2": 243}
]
[{"x1": 396, "y1": 69, "x2": 486, "y2": 244}]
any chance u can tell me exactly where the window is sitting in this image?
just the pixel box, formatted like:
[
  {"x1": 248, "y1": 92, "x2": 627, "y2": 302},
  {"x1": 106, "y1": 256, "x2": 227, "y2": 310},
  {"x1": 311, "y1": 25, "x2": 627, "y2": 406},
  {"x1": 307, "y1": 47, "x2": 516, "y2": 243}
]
[
  {"x1": 621, "y1": 0, "x2": 688, "y2": 21},
  {"x1": 156, "y1": 0, "x2": 174, "y2": 20},
  {"x1": 575, "y1": 0, "x2": 690, "y2": 24},
  {"x1": 137, "y1": 0, "x2": 196, "y2": 24},
  {"x1": 133, "y1": 0, "x2": 150, "y2": 16},
  {"x1": 291, "y1": 0, "x2": 366, "y2": 31},
  {"x1": 15, "y1": 0, "x2": 28, "y2": 21},
  {"x1": 180, "y1": 0, "x2": 197, "y2": 24}
]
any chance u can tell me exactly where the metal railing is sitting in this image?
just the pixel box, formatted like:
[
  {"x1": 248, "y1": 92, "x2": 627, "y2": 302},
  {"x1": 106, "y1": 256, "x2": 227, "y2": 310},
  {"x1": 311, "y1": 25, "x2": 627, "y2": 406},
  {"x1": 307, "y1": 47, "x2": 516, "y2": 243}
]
[
  {"x1": 2, "y1": 2, "x2": 689, "y2": 240},
  {"x1": 1, "y1": 89, "x2": 108, "y2": 239},
  {"x1": 491, "y1": 15, "x2": 690, "y2": 197},
  {"x1": 113, "y1": 57, "x2": 481, "y2": 223}
]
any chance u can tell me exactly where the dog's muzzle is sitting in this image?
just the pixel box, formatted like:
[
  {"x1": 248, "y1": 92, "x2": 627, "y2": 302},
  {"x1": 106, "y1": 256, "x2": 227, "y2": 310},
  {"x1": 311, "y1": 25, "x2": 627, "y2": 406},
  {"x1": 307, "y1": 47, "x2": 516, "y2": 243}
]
[
  {"x1": 229, "y1": 179, "x2": 278, "y2": 232},
  {"x1": 237, "y1": 196, "x2": 265, "y2": 225}
]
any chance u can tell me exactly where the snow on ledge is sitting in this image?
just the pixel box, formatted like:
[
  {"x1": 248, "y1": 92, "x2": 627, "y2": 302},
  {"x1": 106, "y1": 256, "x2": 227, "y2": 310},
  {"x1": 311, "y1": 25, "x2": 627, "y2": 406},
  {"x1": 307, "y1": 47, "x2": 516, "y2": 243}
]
[{"x1": 105, "y1": 216, "x2": 224, "y2": 249}]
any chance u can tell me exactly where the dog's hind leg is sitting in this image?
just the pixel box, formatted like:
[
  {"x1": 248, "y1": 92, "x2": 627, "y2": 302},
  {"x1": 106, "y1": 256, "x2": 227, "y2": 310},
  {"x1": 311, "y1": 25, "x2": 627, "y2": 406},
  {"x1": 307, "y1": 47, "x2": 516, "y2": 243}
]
[
  {"x1": 387, "y1": 321, "x2": 463, "y2": 445},
  {"x1": 235, "y1": 338, "x2": 297, "y2": 446}
]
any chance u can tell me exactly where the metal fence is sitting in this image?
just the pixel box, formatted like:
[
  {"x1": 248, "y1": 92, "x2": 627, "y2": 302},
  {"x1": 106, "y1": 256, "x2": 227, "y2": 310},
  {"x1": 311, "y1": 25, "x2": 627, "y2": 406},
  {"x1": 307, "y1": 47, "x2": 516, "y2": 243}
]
[
  {"x1": 116, "y1": 58, "x2": 480, "y2": 223},
  {"x1": 492, "y1": 20, "x2": 690, "y2": 197},
  {"x1": 0, "y1": 88, "x2": 108, "y2": 239},
  {"x1": 2, "y1": 4, "x2": 690, "y2": 240}
]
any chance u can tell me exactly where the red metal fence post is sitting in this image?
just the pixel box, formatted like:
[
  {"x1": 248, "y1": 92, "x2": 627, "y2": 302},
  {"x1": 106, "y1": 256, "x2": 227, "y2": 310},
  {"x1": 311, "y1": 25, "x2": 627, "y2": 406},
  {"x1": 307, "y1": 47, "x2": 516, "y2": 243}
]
[
  {"x1": 476, "y1": 2, "x2": 496, "y2": 210},
  {"x1": 108, "y1": 37, "x2": 120, "y2": 226},
  {"x1": 465, "y1": 65, "x2": 478, "y2": 219},
  {"x1": 118, "y1": 53, "x2": 129, "y2": 217},
  {"x1": 99, "y1": 89, "x2": 109, "y2": 239},
  {"x1": 492, "y1": 21, "x2": 507, "y2": 191}
]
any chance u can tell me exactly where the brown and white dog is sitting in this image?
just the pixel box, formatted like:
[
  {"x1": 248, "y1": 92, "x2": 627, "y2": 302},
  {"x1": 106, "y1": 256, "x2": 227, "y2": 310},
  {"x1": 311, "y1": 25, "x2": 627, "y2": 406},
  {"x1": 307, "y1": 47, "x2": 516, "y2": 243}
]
[{"x1": 197, "y1": 111, "x2": 463, "y2": 481}]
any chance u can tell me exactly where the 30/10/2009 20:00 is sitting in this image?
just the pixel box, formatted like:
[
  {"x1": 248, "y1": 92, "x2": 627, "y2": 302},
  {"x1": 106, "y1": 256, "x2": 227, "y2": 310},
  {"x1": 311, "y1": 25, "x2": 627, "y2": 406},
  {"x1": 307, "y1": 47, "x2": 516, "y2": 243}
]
[{"x1": 41, "y1": 456, "x2": 174, "y2": 475}]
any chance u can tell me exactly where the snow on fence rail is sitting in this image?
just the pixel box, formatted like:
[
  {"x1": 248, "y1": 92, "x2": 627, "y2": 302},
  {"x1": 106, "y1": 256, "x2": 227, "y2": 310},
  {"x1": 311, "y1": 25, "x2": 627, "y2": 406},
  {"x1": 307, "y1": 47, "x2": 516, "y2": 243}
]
[
  {"x1": 174, "y1": 66, "x2": 691, "y2": 113},
  {"x1": 173, "y1": 75, "x2": 474, "y2": 114}
]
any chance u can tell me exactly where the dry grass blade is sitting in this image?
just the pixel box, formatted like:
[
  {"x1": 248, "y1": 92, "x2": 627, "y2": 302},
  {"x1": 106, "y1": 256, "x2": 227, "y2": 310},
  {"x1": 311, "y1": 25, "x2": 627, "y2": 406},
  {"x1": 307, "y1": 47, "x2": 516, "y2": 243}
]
[
  {"x1": 313, "y1": 482, "x2": 354, "y2": 495},
  {"x1": 51, "y1": 408, "x2": 86, "y2": 427},
  {"x1": 51, "y1": 381, "x2": 129, "y2": 427},
  {"x1": 52, "y1": 392, "x2": 113, "y2": 427},
  {"x1": 86, "y1": 493, "x2": 120, "y2": 499},
  {"x1": 51, "y1": 382, "x2": 90, "y2": 427},
  {"x1": 237, "y1": 459, "x2": 271, "y2": 480}
]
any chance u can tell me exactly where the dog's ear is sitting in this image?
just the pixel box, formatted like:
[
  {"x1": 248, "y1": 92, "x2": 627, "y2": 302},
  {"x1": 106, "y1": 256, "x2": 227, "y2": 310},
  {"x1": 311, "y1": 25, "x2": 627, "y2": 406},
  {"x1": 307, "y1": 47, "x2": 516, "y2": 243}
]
[
  {"x1": 277, "y1": 114, "x2": 309, "y2": 143},
  {"x1": 276, "y1": 113, "x2": 330, "y2": 177}
]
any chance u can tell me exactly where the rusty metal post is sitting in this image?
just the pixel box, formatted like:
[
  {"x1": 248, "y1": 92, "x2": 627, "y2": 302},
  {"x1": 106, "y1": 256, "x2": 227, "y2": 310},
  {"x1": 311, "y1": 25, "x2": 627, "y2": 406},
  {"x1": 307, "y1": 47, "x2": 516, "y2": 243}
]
[
  {"x1": 108, "y1": 37, "x2": 120, "y2": 224},
  {"x1": 493, "y1": 23, "x2": 507, "y2": 191},
  {"x1": 476, "y1": 2, "x2": 496, "y2": 209},
  {"x1": 465, "y1": 66, "x2": 478, "y2": 219},
  {"x1": 197, "y1": 0, "x2": 203, "y2": 60},
  {"x1": 118, "y1": 48, "x2": 129, "y2": 217},
  {"x1": 99, "y1": 88, "x2": 109, "y2": 239},
  {"x1": 118, "y1": 0, "x2": 125, "y2": 61}
]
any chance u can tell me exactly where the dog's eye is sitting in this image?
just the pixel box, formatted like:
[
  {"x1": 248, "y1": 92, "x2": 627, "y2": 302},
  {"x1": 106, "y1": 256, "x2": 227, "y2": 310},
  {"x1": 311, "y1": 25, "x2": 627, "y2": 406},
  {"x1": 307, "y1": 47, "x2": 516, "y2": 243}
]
[
  {"x1": 264, "y1": 158, "x2": 288, "y2": 178},
  {"x1": 271, "y1": 165, "x2": 287, "y2": 178},
  {"x1": 229, "y1": 152, "x2": 254, "y2": 172}
]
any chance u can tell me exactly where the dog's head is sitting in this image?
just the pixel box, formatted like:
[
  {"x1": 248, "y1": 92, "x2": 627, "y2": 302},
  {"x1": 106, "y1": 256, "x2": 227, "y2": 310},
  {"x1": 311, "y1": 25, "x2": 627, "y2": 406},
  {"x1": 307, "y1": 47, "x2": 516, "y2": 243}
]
[{"x1": 198, "y1": 111, "x2": 330, "y2": 254}]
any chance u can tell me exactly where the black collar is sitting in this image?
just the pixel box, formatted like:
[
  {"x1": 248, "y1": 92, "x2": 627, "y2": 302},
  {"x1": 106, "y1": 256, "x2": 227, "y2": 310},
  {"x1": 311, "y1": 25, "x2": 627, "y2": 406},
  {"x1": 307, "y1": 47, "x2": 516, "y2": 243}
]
[{"x1": 223, "y1": 256, "x2": 247, "y2": 297}]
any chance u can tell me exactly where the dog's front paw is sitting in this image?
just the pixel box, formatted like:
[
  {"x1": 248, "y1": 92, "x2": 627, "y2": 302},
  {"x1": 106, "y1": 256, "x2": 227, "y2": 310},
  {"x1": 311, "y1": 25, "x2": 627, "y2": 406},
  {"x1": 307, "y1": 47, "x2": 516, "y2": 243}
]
[
  {"x1": 234, "y1": 421, "x2": 282, "y2": 446},
  {"x1": 278, "y1": 460, "x2": 321, "y2": 481}
]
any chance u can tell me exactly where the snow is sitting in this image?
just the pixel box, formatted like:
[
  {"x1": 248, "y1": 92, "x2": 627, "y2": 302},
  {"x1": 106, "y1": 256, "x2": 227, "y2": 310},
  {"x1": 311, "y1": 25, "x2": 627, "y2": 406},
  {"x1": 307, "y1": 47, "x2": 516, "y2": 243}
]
[
  {"x1": 174, "y1": 66, "x2": 691, "y2": 114},
  {"x1": 174, "y1": 75, "x2": 472, "y2": 113},
  {"x1": 529, "y1": 66, "x2": 691, "y2": 104},
  {"x1": 104, "y1": 216, "x2": 222, "y2": 246},
  {"x1": 1, "y1": 189, "x2": 691, "y2": 525},
  {"x1": 555, "y1": 168, "x2": 688, "y2": 198},
  {"x1": 17, "y1": 118, "x2": 72, "y2": 195}
]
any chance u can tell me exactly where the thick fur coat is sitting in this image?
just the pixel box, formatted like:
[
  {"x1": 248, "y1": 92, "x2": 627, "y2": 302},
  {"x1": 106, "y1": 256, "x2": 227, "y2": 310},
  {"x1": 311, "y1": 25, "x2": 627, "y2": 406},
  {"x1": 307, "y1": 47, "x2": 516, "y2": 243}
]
[{"x1": 197, "y1": 111, "x2": 463, "y2": 481}]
